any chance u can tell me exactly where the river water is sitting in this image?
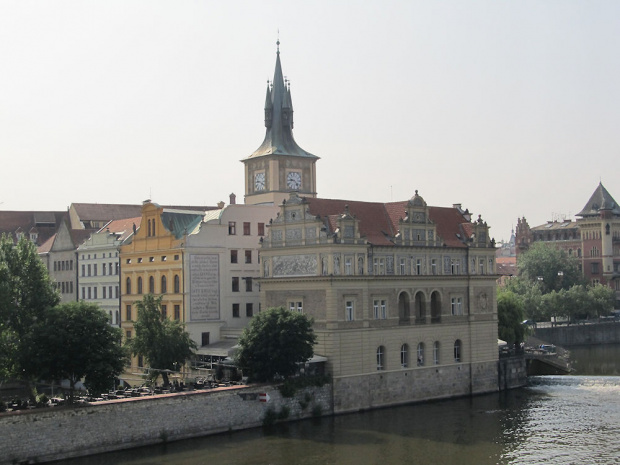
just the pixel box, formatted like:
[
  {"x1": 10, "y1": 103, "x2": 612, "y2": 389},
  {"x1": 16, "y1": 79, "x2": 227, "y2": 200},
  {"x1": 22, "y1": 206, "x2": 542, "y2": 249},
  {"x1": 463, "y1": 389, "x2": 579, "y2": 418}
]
[{"x1": 60, "y1": 345, "x2": 620, "y2": 465}]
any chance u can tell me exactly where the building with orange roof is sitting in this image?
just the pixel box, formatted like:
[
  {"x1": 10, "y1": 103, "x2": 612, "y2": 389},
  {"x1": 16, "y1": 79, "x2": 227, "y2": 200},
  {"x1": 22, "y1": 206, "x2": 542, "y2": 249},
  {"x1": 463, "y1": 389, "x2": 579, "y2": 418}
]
[{"x1": 246, "y1": 44, "x2": 501, "y2": 412}]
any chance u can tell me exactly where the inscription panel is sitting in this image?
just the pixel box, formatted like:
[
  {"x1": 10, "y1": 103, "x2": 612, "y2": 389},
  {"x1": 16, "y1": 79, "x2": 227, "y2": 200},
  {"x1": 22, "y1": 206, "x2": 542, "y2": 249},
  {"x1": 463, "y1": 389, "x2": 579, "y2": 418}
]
[{"x1": 190, "y1": 254, "x2": 220, "y2": 321}]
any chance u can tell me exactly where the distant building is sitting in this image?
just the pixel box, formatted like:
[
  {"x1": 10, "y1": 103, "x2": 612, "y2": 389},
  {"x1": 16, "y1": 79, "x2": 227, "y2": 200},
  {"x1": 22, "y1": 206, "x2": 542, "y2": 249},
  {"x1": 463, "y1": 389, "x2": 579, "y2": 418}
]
[
  {"x1": 77, "y1": 217, "x2": 141, "y2": 325},
  {"x1": 516, "y1": 182, "x2": 620, "y2": 306}
]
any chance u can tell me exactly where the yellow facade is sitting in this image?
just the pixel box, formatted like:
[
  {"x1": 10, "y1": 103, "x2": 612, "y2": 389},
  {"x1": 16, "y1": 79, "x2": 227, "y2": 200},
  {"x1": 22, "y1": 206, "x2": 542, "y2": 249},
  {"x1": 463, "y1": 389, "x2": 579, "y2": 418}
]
[{"x1": 120, "y1": 203, "x2": 188, "y2": 376}]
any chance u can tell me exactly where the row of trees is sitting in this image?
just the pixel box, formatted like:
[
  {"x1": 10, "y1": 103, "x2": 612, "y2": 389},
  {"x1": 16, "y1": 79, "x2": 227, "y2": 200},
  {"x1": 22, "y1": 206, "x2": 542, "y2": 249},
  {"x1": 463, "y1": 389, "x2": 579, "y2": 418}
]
[
  {"x1": 1, "y1": 235, "x2": 318, "y2": 403},
  {"x1": 497, "y1": 242, "x2": 616, "y2": 345}
]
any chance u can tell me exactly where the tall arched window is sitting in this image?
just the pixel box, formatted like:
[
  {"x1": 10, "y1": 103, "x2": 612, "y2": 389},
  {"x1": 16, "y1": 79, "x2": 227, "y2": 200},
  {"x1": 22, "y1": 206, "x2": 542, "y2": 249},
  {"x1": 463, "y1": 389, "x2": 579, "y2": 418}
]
[
  {"x1": 433, "y1": 341, "x2": 440, "y2": 365},
  {"x1": 126, "y1": 277, "x2": 131, "y2": 295},
  {"x1": 400, "y1": 344, "x2": 409, "y2": 368},
  {"x1": 174, "y1": 275, "x2": 180, "y2": 293},
  {"x1": 147, "y1": 220, "x2": 151, "y2": 237},
  {"x1": 137, "y1": 277, "x2": 143, "y2": 294},
  {"x1": 149, "y1": 276, "x2": 155, "y2": 294},
  {"x1": 161, "y1": 275, "x2": 167, "y2": 294},
  {"x1": 454, "y1": 339, "x2": 462, "y2": 363},
  {"x1": 376, "y1": 346, "x2": 385, "y2": 371},
  {"x1": 417, "y1": 342, "x2": 425, "y2": 366}
]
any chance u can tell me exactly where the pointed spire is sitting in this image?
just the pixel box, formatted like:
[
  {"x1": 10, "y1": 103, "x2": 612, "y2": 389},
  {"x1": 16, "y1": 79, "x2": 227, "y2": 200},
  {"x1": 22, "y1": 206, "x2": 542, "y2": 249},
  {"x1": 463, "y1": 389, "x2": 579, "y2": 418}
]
[
  {"x1": 246, "y1": 40, "x2": 318, "y2": 160},
  {"x1": 577, "y1": 182, "x2": 620, "y2": 217}
]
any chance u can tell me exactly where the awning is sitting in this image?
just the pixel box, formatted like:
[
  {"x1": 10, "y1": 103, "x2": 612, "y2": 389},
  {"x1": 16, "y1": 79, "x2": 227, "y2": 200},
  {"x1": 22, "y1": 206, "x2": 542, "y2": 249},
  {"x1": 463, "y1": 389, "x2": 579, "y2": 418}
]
[
  {"x1": 196, "y1": 339, "x2": 239, "y2": 357},
  {"x1": 498, "y1": 339, "x2": 508, "y2": 347},
  {"x1": 308, "y1": 354, "x2": 328, "y2": 363}
]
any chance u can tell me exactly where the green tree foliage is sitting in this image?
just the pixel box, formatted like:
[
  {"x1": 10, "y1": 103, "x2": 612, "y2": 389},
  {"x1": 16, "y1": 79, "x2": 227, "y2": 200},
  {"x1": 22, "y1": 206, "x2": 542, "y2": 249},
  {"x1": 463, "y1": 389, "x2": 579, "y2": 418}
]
[
  {"x1": 497, "y1": 288, "x2": 525, "y2": 345},
  {"x1": 516, "y1": 242, "x2": 583, "y2": 293},
  {"x1": 235, "y1": 307, "x2": 317, "y2": 382},
  {"x1": 0, "y1": 235, "x2": 59, "y2": 382},
  {"x1": 30, "y1": 302, "x2": 129, "y2": 403},
  {"x1": 130, "y1": 294, "x2": 197, "y2": 386}
]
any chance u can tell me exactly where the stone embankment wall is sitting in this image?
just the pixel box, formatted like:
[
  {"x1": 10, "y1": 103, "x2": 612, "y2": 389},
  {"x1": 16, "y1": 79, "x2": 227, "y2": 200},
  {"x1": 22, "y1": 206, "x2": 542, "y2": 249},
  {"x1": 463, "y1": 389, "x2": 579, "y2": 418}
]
[
  {"x1": 498, "y1": 355, "x2": 527, "y2": 390},
  {"x1": 0, "y1": 384, "x2": 332, "y2": 465},
  {"x1": 535, "y1": 322, "x2": 620, "y2": 346}
]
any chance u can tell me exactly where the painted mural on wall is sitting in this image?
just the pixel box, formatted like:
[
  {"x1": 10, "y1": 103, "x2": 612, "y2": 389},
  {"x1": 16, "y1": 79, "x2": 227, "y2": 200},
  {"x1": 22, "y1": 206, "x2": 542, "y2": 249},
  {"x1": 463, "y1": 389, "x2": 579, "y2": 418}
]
[{"x1": 273, "y1": 254, "x2": 317, "y2": 277}]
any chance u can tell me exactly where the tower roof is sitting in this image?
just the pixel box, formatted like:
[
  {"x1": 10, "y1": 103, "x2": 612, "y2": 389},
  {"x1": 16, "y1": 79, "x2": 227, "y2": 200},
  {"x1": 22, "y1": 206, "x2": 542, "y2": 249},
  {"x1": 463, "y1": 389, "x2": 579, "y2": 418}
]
[
  {"x1": 244, "y1": 41, "x2": 318, "y2": 160},
  {"x1": 576, "y1": 182, "x2": 620, "y2": 217}
]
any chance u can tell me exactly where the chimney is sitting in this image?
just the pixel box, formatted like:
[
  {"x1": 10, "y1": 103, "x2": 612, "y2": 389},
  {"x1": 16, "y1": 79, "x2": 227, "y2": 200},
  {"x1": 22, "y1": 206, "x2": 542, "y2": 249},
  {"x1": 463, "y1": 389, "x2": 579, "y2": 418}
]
[
  {"x1": 217, "y1": 201, "x2": 225, "y2": 209},
  {"x1": 230, "y1": 193, "x2": 236, "y2": 205}
]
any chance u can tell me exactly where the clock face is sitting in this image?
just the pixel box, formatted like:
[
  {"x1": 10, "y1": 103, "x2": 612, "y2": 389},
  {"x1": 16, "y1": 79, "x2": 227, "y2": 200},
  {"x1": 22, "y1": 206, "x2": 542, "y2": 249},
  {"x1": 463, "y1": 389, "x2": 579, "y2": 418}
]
[
  {"x1": 254, "y1": 172, "x2": 265, "y2": 191},
  {"x1": 287, "y1": 171, "x2": 302, "y2": 190}
]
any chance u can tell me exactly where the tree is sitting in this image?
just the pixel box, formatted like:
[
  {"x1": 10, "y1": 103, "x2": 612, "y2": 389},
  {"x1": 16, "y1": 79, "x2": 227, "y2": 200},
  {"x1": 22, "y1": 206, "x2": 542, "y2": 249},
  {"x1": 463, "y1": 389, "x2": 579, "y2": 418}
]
[
  {"x1": 587, "y1": 284, "x2": 616, "y2": 319},
  {"x1": 497, "y1": 288, "x2": 526, "y2": 345},
  {"x1": 517, "y1": 242, "x2": 583, "y2": 293},
  {"x1": 235, "y1": 307, "x2": 317, "y2": 382},
  {"x1": 0, "y1": 235, "x2": 59, "y2": 384},
  {"x1": 130, "y1": 294, "x2": 197, "y2": 386},
  {"x1": 30, "y1": 302, "x2": 129, "y2": 403}
]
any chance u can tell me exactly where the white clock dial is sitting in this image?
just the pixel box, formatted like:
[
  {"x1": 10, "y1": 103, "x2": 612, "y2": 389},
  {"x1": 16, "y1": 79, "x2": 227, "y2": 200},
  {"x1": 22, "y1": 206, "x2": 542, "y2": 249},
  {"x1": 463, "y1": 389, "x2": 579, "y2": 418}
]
[
  {"x1": 287, "y1": 172, "x2": 301, "y2": 190},
  {"x1": 254, "y1": 172, "x2": 265, "y2": 191}
]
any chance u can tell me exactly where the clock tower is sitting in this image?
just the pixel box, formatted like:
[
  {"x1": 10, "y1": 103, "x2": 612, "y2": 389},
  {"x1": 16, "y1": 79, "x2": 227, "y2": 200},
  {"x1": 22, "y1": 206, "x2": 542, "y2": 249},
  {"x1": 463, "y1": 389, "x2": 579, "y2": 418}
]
[{"x1": 243, "y1": 41, "x2": 319, "y2": 205}]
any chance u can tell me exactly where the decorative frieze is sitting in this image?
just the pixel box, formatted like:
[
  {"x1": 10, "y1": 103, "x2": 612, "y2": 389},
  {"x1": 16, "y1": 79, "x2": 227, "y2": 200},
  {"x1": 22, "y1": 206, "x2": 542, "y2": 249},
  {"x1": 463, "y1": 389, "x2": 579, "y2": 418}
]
[{"x1": 273, "y1": 254, "x2": 318, "y2": 277}]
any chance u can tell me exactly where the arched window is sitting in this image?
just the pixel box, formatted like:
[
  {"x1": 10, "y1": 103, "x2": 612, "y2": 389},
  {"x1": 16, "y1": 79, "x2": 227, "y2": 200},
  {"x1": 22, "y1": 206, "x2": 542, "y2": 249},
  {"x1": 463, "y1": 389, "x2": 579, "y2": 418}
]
[
  {"x1": 400, "y1": 344, "x2": 409, "y2": 368},
  {"x1": 126, "y1": 277, "x2": 131, "y2": 295},
  {"x1": 376, "y1": 346, "x2": 385, "y2": 371},
  {"x1": 161, "y1": 275, "x2": 167, "y2": 294},
  {"x1": 149, "y1": 276, "x2": 155, "y2": 294},
  {"x1": 417, "y1": 342, "x2": 425, "y2": 366},
  {"x1": 137, "y1": 277, "x2": 143, "y2": 294},
  {"x1": 433, "y1": 341, "x2": 440, "y2": 365},
  {"x1": 147, "y1": 220, "x2": 151, "y2": 237},
  {"x1": 454, "y1": 339, "x2": 462, "y2": 363},
  {"x1": 174, "y1": 275, "x2": 180, "y2": 293}
]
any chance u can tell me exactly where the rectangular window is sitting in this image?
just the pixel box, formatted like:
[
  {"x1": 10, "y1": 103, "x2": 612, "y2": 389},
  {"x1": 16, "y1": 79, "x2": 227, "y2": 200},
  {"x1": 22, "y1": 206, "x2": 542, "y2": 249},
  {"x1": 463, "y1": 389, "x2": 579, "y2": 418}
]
[
  {"x1": 592, "y1": 262, "x2": 600, "y2": 274},
  {"x1": 345, "y1": 301, "x2": 354, "y2": 321},
  {"x1": 258, "y1": 223, "x2": 265, "y2": 236},
  {"x1": 87, "y1": 264, "x2": 91, "y2": 276},
  {"x1": 233, "y1": 303, "x2": 240, "y2": 318},
  {"x1": 102, "y1": 263, "x2": 106, "y2": 276},
  {"x1": 115, "y1": 263, "x2": 119, "y2": 275},
  {"x1": 416, "y1": 259, "x2": 422, "y2": 275},
  {"x1": 81, "y1": 264, "x2": 85, "y2": 277},
  {"x1": 232, "y1": 277, "x2": 239, "y2": 292},
  {"x1": 373, "y1": 299, "x2": 387, "y2": 319},
  {"x1": 289, "y1": 301, "x2": 303, "y2": 313},
  {"x1": 126, "y1": 305, "x2": 132, "y2": 321},
  {"x1": 246, "y1": 303, "x2": 253, "y2": 317},
  {"x1": 103, "y1": 287, "x2": 107, "y2": 299},
  {"x1": 245, "y1": 250, "x2": 252, "y2": 264},
  {"x1": 431, "y1": 259, "x2": 437, "y2": 275},
  {"x1": 451, "y1": 297, "x2": 463, "y2": 316},
  {"x1": 201, "y1": 332, "x2": 210, "y2": 346},
  {"x1": 93, "y1": 264, "x2": 97, "y2": 276},
  {"x1": 228, "y1": 221, "x2": 236, "y2": 235},
  {"x1": 161, "y1": 305, "x2": 167, "y2": 319},
  {"x1": 174, "y1": 305, "x2": 180, "y2": 320},
  {"x1": 345, "y1": 258, "x2": 352, "y2": 275},
  {"x1": 115, "y1": 286, "x2": 119, "y2": 298},
  {"x1": 245, "y1": 277, "x2": 253, "y2": 292},
  {"x1": 231, "y1": 250, "x2": 238, "y2": 264},
  {"x1": 126, "y1": 330, "x2": 131, "y2": 340},
  {"x1": 400, "y1": 258, "x2": 406, "y2": 275},
  {"x1": 93, "y1": 287, "x2": 97, "y2": 299},
  {"x1": 87, "y1": 287, "x2": 92, "y2": 299},
  {"x1": 81, "y1": 287, "x2": 85, "y2": 300},
  {"x1": 243, "y1": 222, "x2": 251, "y2": 235}
]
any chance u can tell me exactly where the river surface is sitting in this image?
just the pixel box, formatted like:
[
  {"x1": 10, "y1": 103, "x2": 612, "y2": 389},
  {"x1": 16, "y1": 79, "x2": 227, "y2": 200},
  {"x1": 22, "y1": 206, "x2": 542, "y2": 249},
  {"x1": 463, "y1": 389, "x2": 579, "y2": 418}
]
[{"x1": 60, "y1": 345, "x2": 620, "y2": 465}]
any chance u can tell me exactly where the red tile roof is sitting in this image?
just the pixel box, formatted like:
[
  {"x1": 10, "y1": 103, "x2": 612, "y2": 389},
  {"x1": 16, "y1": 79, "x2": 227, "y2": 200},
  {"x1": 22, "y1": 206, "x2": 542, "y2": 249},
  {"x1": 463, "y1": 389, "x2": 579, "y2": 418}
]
[{"x1": 305, "y1": 198, "x2": 473, "y2": 248}]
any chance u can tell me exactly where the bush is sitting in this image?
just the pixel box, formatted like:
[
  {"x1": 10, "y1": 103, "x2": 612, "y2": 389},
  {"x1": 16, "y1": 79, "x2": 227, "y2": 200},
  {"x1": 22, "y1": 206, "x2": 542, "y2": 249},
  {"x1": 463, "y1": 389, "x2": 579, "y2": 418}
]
[{"x1": 262, "y1": 407, "x2": 278, "y2": 427}]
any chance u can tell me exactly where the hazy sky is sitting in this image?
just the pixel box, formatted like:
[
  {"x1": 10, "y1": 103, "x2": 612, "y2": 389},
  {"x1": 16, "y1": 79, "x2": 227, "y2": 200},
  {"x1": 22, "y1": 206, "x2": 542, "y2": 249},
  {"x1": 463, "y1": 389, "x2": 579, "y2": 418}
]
[{"x1": 1, "y1": 1, "x2": 619, "y2": 241}]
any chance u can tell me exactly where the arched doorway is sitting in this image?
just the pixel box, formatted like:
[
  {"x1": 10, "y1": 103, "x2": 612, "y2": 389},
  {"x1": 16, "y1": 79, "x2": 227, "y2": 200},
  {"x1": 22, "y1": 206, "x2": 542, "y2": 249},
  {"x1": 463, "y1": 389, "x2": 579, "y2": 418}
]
[
  {"x1": 398, "y1": 292, "x2": 410, "y2": 323},
  {"x1": 430, "y1": 291, "x2": 441, "y2": 323},
  {"x1": 415, "y1": 291, "x2": 426, "y2": 323}
]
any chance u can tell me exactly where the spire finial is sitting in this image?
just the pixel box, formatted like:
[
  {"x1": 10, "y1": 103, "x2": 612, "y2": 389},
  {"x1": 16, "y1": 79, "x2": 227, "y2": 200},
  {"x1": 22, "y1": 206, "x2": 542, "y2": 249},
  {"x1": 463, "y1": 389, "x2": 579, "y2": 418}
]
[{"x1": 277, "y1": 30, "x2": 280, "y2": 55}]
